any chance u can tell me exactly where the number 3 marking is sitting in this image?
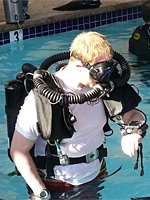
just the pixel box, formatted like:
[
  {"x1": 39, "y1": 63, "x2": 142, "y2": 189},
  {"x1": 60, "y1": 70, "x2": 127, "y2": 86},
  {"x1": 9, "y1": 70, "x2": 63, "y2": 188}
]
[{"x1": 14, "y1": 31, "x2": 19, "y2": 41}]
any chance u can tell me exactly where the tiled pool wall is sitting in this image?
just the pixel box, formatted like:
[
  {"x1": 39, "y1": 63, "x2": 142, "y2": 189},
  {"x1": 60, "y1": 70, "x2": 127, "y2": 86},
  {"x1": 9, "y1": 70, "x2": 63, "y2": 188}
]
[{"x1": 0, "y1": 6, "x2": 141, "y2": 46}]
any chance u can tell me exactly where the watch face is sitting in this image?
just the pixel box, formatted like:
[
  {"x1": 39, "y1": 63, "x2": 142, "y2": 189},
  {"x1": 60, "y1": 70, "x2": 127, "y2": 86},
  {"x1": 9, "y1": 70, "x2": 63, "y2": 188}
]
[
  {"x1": 40, "y1": 190, "x2": 46, "y2": 198},
  {"x1": 40, "y1": 190, "x2": 48, "y2": 198},
  {"x1": 40, "y1": 189, "x2": 51, "y2": 200}
]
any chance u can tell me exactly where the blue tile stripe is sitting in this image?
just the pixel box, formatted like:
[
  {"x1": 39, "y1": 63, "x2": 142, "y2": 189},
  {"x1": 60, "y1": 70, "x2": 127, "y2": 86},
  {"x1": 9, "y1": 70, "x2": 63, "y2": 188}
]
[{"x1": 0, "y1": 6, "x2": 141, "y2": 46}]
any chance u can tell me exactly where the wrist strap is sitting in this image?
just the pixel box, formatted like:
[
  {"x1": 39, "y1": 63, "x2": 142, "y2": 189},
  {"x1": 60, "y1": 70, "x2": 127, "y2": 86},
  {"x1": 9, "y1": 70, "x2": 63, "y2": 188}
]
[{"x1": 120, "y1": 121, "x2": 148, "y2": 138}]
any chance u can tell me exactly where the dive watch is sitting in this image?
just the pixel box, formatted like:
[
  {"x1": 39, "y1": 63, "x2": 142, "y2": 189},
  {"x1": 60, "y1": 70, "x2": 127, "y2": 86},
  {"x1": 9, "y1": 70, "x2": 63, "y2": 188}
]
[{"x1": 39, "y1": 189, "x2": 51, "y2": 200}]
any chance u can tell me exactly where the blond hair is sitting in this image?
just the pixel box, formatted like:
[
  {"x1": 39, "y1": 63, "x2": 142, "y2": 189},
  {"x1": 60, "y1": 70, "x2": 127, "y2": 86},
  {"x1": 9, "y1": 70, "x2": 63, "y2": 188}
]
[{"x1": 70, "y1": 31, "x2": 113, "y2": 63}]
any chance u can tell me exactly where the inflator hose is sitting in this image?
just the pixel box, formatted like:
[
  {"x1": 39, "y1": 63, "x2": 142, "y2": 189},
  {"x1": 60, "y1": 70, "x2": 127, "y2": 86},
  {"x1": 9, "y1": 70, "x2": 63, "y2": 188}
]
[{"x1": 40, "y1": 51, "x2": 130, "y2": 88}]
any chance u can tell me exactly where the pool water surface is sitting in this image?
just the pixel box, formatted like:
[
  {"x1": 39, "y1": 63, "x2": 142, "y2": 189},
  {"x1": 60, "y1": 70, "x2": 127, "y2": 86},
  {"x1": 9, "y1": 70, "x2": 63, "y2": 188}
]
[{"x1": 0, "y1": 18, "x2": 150, "y2": 200}]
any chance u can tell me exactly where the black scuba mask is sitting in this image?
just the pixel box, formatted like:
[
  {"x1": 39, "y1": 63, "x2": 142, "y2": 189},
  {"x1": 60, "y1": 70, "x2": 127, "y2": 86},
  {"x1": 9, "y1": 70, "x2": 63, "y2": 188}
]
[
  {"x1": 89, "y1": 59, "x2": 117, "y2": 82},
  {"x1": 71, "y1": 52, "x2": 117, "y2": 83}
]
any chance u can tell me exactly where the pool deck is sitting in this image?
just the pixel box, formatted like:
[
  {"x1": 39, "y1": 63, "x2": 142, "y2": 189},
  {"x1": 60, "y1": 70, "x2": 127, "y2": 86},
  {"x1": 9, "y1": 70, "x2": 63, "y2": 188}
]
[{"x1": 0, "y1": 0, "x2": 146, "y2": 33}]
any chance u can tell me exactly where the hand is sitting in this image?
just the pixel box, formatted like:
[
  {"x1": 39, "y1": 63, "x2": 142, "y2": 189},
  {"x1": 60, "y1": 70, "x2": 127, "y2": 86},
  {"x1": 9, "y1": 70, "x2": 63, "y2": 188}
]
[{"x1": 121, "y1": 133, "x2": 142, "y2": 157}]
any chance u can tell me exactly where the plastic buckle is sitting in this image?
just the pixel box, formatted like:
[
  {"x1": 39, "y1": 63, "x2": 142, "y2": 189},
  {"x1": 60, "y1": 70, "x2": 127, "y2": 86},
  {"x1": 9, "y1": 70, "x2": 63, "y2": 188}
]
[{"x1": 86, "y1": 149, "x2": 99, "y2": 163}]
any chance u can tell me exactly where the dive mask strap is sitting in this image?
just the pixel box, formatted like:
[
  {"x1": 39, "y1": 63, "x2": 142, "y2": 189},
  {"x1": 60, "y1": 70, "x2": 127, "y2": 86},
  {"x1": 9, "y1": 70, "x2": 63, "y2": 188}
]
[{"x1": 70, "y1": 52, "x2": 91, "y2": 69}]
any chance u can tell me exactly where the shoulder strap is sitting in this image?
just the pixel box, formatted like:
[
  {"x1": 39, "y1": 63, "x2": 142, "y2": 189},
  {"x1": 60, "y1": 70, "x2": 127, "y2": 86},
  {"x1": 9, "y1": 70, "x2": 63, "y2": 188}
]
[
  {"x1": 33, "y1": 89, "x2": 52, "y2": 140},
  {"x1": 33, "y1": 73, "x2": 75, "y2": 141}
]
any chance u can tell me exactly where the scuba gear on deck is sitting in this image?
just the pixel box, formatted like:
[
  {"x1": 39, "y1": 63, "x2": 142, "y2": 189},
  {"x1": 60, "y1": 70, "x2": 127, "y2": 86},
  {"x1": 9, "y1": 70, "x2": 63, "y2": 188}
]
[{"x1": 53, "y1": 0, "x2": 101, "y2": 11}]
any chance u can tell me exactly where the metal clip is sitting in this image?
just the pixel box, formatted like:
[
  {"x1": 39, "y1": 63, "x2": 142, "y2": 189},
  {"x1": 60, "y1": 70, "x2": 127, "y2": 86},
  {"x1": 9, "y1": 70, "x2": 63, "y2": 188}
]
[
  {"x1": 86, "y1": 149, "x2": 99, "y2": 163},
  {"x1": 57, "y1": 149, "x2": 70, "y2": 166},
  {"x1": 55, "y1": 140, "x2": 70, "y2": 166}
]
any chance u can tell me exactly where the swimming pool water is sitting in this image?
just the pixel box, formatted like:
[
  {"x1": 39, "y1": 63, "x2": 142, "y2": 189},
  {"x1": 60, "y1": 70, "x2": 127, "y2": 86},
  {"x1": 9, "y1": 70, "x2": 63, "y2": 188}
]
[{"x1": 0, "y1": 18, "x2": 150, "y2": 200}]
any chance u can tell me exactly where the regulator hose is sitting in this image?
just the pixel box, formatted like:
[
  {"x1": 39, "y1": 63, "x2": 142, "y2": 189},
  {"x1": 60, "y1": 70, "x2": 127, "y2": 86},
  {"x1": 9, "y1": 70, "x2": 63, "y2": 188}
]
[
  {"x1": 40, "y1": 51, "x2": 130, "y2": 88},
  {"x1": 33, "y1": 70, "x2": 112, "y2": 104},
  {"x1": 40, "y1": 52, "x2": 70, "y2": 70},
  {"x1": 31, "y1": 50, "x2": 131, "y2": 105},
  {"x1": 112, "y1": 51, "x2": 130, "y2": 87}
]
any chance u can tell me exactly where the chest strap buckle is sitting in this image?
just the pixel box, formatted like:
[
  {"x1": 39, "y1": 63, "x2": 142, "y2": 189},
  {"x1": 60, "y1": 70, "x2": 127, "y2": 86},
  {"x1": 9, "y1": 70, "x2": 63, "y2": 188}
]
[{"x1": 86, "y1": 149, "x2": 99, "y2": 163}]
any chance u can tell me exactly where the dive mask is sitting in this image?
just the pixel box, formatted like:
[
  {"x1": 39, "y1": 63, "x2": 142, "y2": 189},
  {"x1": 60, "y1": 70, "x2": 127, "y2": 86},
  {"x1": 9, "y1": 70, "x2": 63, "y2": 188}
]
[
  {"x1": 71, "y1": 52, "x2": 117, "y2": 83},
  {"x1": 89, "y1": 59, "x2": 117, "y2": 82}
]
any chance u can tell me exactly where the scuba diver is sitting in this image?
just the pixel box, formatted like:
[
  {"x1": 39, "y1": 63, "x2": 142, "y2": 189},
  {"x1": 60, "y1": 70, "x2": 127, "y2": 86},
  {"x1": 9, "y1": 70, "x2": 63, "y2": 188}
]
[
  {"x1": 129, "y1": 1, "x2": 150, "y2": 61},
  {"x1": 6, "y1": 31, "x2": 148, "y2": 199}
]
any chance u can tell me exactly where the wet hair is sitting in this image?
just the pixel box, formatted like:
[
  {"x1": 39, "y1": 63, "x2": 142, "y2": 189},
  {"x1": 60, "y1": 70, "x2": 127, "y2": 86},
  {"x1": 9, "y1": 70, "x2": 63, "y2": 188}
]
[
  {"x1": 70, "y1": 31, "x2": 113, "y2": 64},
  {"x1": 141, "y1": 1, "x2": 150, "y2": 22}
]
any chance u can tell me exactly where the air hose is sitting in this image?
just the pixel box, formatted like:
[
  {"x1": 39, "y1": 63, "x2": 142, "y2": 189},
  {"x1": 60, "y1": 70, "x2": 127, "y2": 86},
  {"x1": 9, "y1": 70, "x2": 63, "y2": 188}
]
[
  {"x1": 33, "y1": 70, "x2": 112, "y2": 104},
  {"x1": 40, "y1": 52, "x2": 70, "y2": 70}
]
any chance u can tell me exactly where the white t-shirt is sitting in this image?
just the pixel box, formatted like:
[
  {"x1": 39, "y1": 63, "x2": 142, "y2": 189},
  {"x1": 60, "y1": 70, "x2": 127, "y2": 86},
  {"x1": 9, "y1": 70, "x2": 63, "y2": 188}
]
[{"x1": 15, "y1": 68, "x2": 106, "y2": 185}]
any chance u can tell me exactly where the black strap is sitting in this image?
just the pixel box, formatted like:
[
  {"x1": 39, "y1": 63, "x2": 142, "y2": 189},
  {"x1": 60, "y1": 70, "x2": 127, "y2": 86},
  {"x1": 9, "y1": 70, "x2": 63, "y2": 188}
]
[
  {"x1": 35, "y1": 145, "x2": 107, "y2": 170},
  {"x1": 54, "y1": 145, "x2": 107, "y2": 165},
  {"x1": 46, "y1": 142, "x2": 55, "y2": 177},
  {"x1": 134, "y1": 143, "x2": 144, "y2": 176}
]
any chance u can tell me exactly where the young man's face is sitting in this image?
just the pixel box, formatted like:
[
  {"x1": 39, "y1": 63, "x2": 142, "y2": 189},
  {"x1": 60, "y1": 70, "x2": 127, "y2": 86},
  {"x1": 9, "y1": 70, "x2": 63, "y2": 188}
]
[{"x1": 77, "y1": 67, "x2": 97, "y2": 88}]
